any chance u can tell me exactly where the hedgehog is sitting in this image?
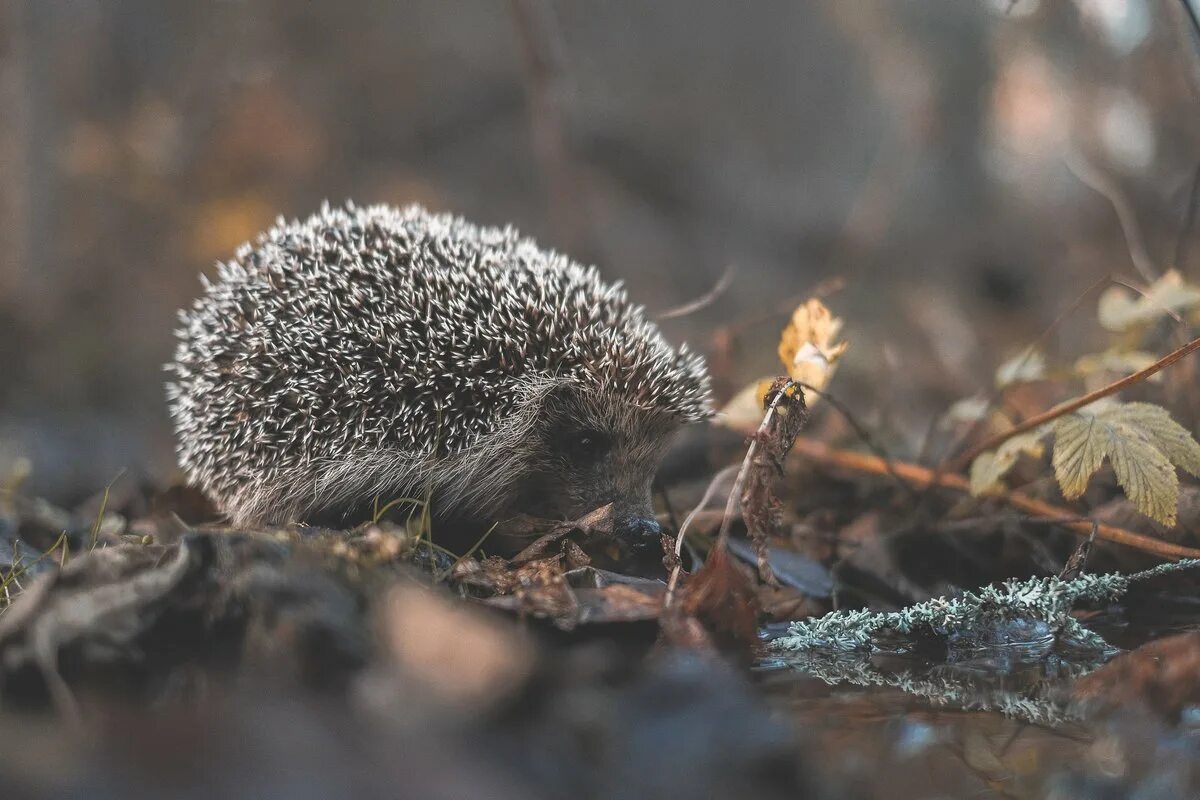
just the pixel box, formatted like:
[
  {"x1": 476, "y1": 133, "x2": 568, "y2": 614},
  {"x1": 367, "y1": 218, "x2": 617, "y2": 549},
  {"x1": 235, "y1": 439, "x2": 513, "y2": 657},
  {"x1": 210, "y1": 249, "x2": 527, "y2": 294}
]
[{"x1": 167, "y1": 203, "x2": 712, "y2": 549}]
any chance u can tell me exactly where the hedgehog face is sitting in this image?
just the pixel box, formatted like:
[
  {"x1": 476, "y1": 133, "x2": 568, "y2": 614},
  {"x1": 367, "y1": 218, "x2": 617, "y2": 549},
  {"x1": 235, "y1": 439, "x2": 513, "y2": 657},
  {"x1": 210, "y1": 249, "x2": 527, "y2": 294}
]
[{"x1": 502, "y1": 385, "x2": 680, "y2": 548}]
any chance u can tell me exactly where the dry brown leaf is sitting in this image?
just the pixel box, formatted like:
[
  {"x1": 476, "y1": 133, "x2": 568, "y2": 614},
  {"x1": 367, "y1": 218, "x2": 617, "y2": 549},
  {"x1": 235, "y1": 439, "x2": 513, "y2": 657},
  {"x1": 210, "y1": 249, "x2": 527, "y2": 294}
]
[{"x1": 777, "y1": 299, "x2": 848, "y2": 392}]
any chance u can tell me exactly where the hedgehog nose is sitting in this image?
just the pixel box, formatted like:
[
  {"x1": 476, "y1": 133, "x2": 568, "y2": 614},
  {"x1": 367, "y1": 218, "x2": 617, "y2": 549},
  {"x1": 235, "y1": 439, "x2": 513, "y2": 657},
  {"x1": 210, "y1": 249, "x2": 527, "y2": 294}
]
[{"x1": 622, "y1": 516, "x2": 663, "y2": 550}]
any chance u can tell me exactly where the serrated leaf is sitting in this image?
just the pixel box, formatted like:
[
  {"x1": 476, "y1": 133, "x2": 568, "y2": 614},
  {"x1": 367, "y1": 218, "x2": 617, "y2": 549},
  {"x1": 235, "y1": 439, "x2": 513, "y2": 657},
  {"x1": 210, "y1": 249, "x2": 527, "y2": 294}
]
[
  {"x1": 1108, "y1": 425, "x2": 1179, "y2": 527},
  {"x1": 1073, "y1": 349, "x2": 1161, "y2": 382},
  {"x1": 995, "y1": 349, "x2": 1046, "y2": 388},
  {"x1": 1050, "y1": 401, "x2": 1200, "y2": 526},
  {"x1": 1115, "y1": 403, "x2": 1200, "y2": 477},
  {"x1": 1097, "y1": 269, "x2": 1200, "y2": 332},
  {"x1": 969, "y1": 430, "x2": 1047, "y2": 496},
  {"x1": 1052, "y1": 414, "x2": 1109, "y2": 500}
]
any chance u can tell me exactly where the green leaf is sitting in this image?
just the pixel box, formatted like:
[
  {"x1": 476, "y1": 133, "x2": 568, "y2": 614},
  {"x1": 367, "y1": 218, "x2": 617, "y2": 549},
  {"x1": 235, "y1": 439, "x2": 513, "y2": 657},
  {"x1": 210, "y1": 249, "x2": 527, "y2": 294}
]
[
  {"x1": 1050, "y1": 401, "x2": 1200, "y2": 526},
  {"x1": 969, "y1": 429, "x2": 1047, "y2": 496}
]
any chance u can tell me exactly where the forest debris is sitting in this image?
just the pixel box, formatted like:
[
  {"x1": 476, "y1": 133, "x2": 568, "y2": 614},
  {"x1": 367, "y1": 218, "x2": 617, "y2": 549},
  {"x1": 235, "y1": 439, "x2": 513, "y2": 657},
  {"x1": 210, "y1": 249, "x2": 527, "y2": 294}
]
[
  {"x1": 662, "y1": 543, "x2": 759, "y2": 650},
  {"x1": 948, "y1": 333, "x2": 1200, "y2": 475},
  {"x1": 451, "y1": 506, "x2": 681, "y2": 630},
  {"x1": 738, "y1": 378, "x2": 810, "y2": 582},
  {"x1": 724, "y1": 538, "x2": 833, "y2": 598},
  {"x1": 500, "y1": 504, "x2": 618, "y2": 567},
  {"x1": 774, "y1": 558, "x2": 1200, "y2": 655}
]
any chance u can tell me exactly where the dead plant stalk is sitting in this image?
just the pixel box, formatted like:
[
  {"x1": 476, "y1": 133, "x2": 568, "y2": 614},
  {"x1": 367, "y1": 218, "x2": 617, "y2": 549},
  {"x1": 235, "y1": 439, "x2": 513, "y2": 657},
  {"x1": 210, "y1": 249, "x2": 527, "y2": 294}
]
[
  {"x1": 664, "y1": 391, "x2": 789, "y2": 606},
  {"x1": 796, "y1": 438, "x2": 1200, "y2": 560}
]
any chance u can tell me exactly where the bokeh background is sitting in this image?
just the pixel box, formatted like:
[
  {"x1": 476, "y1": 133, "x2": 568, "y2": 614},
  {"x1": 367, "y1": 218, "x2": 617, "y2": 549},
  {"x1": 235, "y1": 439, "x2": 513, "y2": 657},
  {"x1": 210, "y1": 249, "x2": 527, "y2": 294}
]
[{"x1": 2, "y1": 0, "x2": 1199, "y2": 502}]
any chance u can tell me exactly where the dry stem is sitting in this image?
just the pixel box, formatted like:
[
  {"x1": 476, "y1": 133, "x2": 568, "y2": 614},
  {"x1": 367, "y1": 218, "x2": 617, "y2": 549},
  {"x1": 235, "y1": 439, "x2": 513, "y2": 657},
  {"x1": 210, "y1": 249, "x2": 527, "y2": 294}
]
[{"x1": 796, "y1": 438, "x2": 1200, "y2": 560}]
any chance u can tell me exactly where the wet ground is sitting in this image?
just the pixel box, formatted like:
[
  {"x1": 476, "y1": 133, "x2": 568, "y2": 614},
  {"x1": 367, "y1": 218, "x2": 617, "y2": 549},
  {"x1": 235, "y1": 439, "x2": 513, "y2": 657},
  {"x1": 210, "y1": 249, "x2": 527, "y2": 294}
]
[{"x1": 756, "y1": 608, "x2": 1200, "y2": 797}]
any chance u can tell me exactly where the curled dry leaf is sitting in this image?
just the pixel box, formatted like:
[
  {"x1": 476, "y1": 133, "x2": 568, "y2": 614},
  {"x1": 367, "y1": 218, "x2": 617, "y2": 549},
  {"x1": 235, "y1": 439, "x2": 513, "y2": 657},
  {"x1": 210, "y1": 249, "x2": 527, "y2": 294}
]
[
  {"x1": 778, "y1": 298, "x2": 848, "y2": 392},
  {"x1": 671, "y1": 543, "x2": 760, "y2": 650},
  {"x1": 719, "y1": 298, "x2": 848, "y2": 430}
]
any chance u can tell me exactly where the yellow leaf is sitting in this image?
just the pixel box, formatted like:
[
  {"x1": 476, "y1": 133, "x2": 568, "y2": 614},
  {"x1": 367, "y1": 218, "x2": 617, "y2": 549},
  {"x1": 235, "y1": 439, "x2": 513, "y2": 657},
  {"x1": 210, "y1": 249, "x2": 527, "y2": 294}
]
[
  {"x1": 1051, "y1": 414, "x2": 1107, "y2": 500},
  {"x1": 1097, "y1": 270, "x2": 1200, "y2": 332},
  {"x1": 1051, "y1": 401, "x2": 1199, "y2": 526},
  {"x1": 969, "y1": 429, "x2": 1047, "y2": 496},
  {"x1": 778, "y1": 299, "x2": 848, "y2": 392},
  {"x1": 1115, "y1": 403, "x2": 1200, "y2": 477}
]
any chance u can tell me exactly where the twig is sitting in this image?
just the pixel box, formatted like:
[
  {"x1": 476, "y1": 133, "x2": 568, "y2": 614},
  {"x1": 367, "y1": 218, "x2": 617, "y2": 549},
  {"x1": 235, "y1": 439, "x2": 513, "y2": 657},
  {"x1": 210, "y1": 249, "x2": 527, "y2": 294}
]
[
  {"x1": 1065, "y1": 151, "x2": 1157, "y2": 283},
  {"x1": 657, "y1": 263, "x2": 736, "y2": 320},
  {"x1": 1174, "y1": 160, "x2": 1200, "y2": 270},
  {"x1": 945, "y1": 334, "x2": 1200, "y2": 474},
  {"x1": 928, "y1": 275, "x2": 1110, "y2": 497},
  {"x1": 663, "y1": 464, "x2": 739, "y2": 605},
  {"x1": 794, "y1": 438, "x2": 1200, "y2": 560}
]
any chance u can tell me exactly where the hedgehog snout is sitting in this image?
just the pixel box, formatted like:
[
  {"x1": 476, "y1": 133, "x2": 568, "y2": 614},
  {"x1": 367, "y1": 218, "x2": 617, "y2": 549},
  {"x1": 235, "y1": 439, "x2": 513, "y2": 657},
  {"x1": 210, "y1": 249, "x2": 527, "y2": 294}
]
[{"x1": 619, "y1": 515, "x2": 663, "y2": 550}]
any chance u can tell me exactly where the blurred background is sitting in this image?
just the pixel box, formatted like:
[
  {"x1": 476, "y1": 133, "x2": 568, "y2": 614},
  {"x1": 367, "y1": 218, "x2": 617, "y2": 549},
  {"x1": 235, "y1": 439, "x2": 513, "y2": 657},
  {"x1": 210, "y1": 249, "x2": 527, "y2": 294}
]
[{"x1": 1, "y1": 0, "x2": 1199, "y2": 503}]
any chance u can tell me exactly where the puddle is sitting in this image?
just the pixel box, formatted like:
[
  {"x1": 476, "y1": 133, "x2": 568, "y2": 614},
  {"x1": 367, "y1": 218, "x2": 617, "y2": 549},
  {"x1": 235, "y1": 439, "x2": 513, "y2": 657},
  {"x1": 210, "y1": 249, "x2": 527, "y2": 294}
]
[{"x1": 753, "y1": 612, "x2": 1200, "y2": 796}]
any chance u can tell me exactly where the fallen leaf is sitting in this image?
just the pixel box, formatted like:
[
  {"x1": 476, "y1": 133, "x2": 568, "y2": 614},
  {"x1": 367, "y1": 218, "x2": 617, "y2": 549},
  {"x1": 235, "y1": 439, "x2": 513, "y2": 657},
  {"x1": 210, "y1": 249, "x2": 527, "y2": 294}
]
[{"x1": 777, "y1": 299, "x2": 848, "y2": 392}]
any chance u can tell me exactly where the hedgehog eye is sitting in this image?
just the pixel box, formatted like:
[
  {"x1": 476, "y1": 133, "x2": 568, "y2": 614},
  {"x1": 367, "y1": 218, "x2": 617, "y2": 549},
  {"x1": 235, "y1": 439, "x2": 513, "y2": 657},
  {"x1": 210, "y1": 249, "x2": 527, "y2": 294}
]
[{"x1": 562, "y1": 430, "x2": 612, "y2": 463}]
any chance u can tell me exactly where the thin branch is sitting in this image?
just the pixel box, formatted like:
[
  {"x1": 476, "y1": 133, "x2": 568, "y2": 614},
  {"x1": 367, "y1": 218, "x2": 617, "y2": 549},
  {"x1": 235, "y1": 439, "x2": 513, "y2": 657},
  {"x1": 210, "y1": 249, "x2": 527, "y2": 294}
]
[
  {"x1": 797, "y1": 382, "x2": 922, "y2": 504},
  {"x1": 794, "y1": 438, "x2": 1200, "y2": 560},
  {"x1": 664, "y1": 464, "x2": 739, "y2": 605},
  {"x1": 946, "y1": 334, "x2": 1200, "y2": 474},
  {"x1": 1174, "y1": 160, "x2": 1200, "y2": 270},
  {"x1": 664, "y1": 385, "x2": 794, "y2": 605},
  {"x1": 657, "y1": 263, "x2": 736, "y2": 320},
  {"x1": 927, "y1": 275, "x2": 1110, "y2": 505},
  {"x1": 1065, "y1": 151, "x2": 1157, "y2": 283}
]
